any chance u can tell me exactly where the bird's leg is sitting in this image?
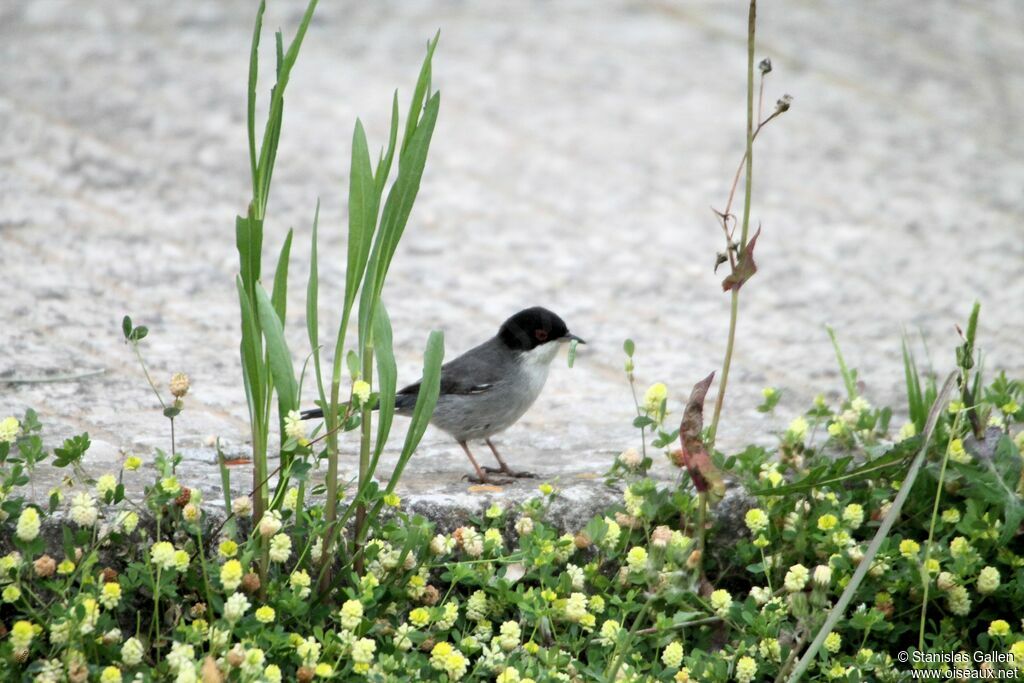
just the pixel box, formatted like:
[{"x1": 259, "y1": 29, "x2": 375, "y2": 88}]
[
  {"x1": 459, "y1": 441, "x2": 492, "y2": 484},
  {"x1": 482, "y1": 438, "x2": 536, "y2": 478}
]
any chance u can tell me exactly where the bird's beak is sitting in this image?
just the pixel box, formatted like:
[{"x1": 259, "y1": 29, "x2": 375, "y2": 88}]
[{"x1": 561, "y1": 333, "x2": 586, "y2": 344}]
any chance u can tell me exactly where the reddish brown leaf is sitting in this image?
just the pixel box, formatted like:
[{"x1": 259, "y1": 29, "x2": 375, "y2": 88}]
[
  {"x1": 721, "y1": 226, "x2": 762, "y2": 292},
  {"x1": 677, "y1": 372, "x2": 724, "y2": 494}
]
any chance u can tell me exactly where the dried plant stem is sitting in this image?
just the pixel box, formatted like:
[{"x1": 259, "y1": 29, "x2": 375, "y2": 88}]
[{"x1": 707, "y1": 0, "x2": 756, "y2": 447}]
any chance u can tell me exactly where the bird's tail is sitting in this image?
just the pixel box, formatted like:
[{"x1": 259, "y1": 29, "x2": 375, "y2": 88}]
[{"x1": 300, "y1": 394, "x2": 417, "y2": 421}]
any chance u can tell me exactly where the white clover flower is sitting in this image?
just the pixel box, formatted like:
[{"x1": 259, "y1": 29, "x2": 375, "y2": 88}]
[
  {"x1": 340, "y1": 599, "x2": 364, "y2": 630},
  {"x1": 241, "y1": 648, "x2": 265, "y2": 677},
  {"x1": 514, "y1": 516, "x2": 534, "y2": 536},
  {"x1": 268, "y1": 533, "x2": 291, "y2": 563},
  {"x1": 394, "y1": 623, "x2": 414, "y2": 651},
  {"x1": 16, "y1": 506, "x2": 41, "y2": 542},
  {"x1": 749, "y1": 586, "x2": 772, "y2": 606},
  {"x1": 223, "y1": 592, "x2": 250, "y2": 623},
  {"x1": 618, "y1": 448, "x2": 642, "y2": 469},
  {"x1": 0, "y1": 416, "x2": 20, "y2": 443},
  {"x1": 257, "y1": 510, "x2": 282, "y2": 537},
  {"x1": 710, "y1": 589, "x2": 733, "y2": 616},
  {"x1": 231, "y1": 496, "x2": 252, "y2": 517},
  {"x1": 662, "y1": 641, "x2": 684, "y2": 669},
  {"x1": 150, "y1": 542, "x2": 177, "y2": 571},
  {"x1": 566, "y1": 564, "x2": 585, "y2": 590},
  {"x1": 498, "y1": 620, "x2": 521, "y2": 651},
  {"x1": 167, "y1": 641, "x2": 195, "y2": 673},
  {"x1": 70, "y1": 492, "x2": 99, "y2": 527},
  {"x1": 735, "y1": 656, "x2": 757, "y2": 683},
  {"x1": 290, "y1": 569, "x2": 312, "y2": 599},
  {"x1": 598, "y1": 619, "x2": 620, "y2": 647},
  {"x1": 977, "y1": 566, "x2": 1000, "y2": 595},
  {"x1": 284, "y1": 410, "x2": 307, "y2": 444},
  {"x1": 296, "y1": 636, "x2": 321, "y2": 666},
  {"x1": 122, "y1": 636, "x2": 144, "y2": 666},
  {"x1": 784, "y1": 564, "x2": 809, "y2": 592},
  {"x1": 813, "y1": 564, "x2": 832, "y2": 588}
]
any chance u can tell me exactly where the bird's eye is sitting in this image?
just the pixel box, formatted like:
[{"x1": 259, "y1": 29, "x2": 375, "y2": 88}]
[{"x1": 534, "y1": 329, "x2": 549, "y2": 342}]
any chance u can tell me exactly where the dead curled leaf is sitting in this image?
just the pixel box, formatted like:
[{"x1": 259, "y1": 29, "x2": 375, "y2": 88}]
[
  {"x1": 677, "y1": 372, "x2": 724, "y2": 495},
  {"x1": 721, "y1": 226, "x2": 762, "y2": 292}
]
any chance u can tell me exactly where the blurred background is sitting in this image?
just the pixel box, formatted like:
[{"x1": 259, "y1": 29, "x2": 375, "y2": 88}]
[{"x1": 2, "y1": 1, "x2": 1022, "y2": 489}]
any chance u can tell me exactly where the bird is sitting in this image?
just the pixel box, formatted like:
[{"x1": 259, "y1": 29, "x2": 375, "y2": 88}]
[{"x1": 303, "y1": 306, "x2": 584, "y2": 483}]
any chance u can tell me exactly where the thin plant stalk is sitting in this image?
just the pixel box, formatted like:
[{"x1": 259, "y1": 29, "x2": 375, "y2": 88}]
[
  {"x1": 786, "y1": 372, "x2": 957, "y2": 683},
  {"x1": 918, "y1": 406, "x2": 965, "y2": 648},
  {"x1": 354, "y1": 342, "x2": 375, "y2": 576},
  {"x1": 708, "y1": 0, "x2": 756, "y2": 447}
]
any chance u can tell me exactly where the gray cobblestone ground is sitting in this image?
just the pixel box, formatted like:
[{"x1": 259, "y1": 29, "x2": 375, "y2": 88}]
[{"x1": 2, "y1": 1, "x2": 1022, "y2": 512}]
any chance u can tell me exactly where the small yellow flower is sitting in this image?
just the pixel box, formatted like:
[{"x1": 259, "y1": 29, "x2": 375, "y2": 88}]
[
  {"x1": 352, "y1": 380, "x2": 372, "y2": 404},
  {"x1": 0, "y1": 416, "x2": 21, "y2": 443},
  {"x1": 643, "y1": 383, "x2": 668, "y2": 417},
  {"x1": 817, "y1": 514, "x2": 838, "y2": 531},
  {"x1": 409, "y1": 607, "x2": 430, "y2": 628},
  {"x1": 709, "y1": 589, "x2": 733, "y2": 616},
  {"x1": 745, "y1": 508, "x2": 769, "y2": 534},
  {"x1": 218, "y1": 540, "x2": 238, "y2": 558},
  {"x1": 824, "y1": 631, "x2": 842, "y2": 653},
  {"x1": 949, "y1": 438, "x2": 970, "y2": 464},
  {"x1": 539, "y1": 483, "x2": 554, "y2": 496},
  {"x1": 899, "y1": 539, "x2": 921, "y2": 559},
  {"x1": 384, "y1": 493, "x2": 401, "y2": 508},
  {"x1": 988, "y1": 620, "x2": 1011, "y2": 638},
  {"x1": 124, "y1": 455, "x2": 142, "y2": 471},
  {"x1": 315, "y1": 662, "x2": 333, "y2": 678},
  {"x1": 255, "y1": 606, "x2": 275, "y2": 623},
  {"x1": 100, "y1": 582, "x2": 122, "y2": 609},
  {"x1": 57, "y1": 559, "x2": 76, "y2": 575}
]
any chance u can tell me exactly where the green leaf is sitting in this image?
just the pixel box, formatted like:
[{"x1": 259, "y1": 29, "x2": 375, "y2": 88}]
[
  {"x1": 255, "y1": 285, "x2": 299, "y2": 419},
  {"x1": 306, "y1": 201, "x2": 328, "y2": 409},
  {"x1": 358, "y1": 92, "x2": 441, "y2": 345},
  {"x1": 345, "y1": 120, "x2": 379, "y2": 317},
  {"x1": 53, "y1": 433, "x2": 91, "y2": 468},
  {"x1": 826, "y1": 325, "x2": 858, "y2": 401},
  {"x1": 372, "y1": 303, "x2": 397, "y2": 462},
  {"x1": 246, "y1": 0, "x2": 265, "y2": 202},
  {"x1": 122, "y1": 315, "x2": 132, "y2": 340},
  {"x1": 271, "y1": 228, "x2": 293, "y2": 322},
  {"x1": 236, "y1": 213, "x2": 264, "y2": 295},
  {"x1": 623, "y1": 339, "x2": 635, "y2": 357},
  {"x1": 236, "y1": 276, "x2": 265, "y2": 421},
  {"x1": 402, "y1": 32, "x2": 439, "y2": 155},
  {"x1": 753, "y1": 437, "x2": 922, "y2": 496},
  {"x1": 131, "y1": 326, "x2": 148, "y2": 342},
  {"x1": 373, "y1": 330, "x2": 444, "y2": 513},
  {"x1": 375, "y1": 92, "x2": 401, "y2": 197}
]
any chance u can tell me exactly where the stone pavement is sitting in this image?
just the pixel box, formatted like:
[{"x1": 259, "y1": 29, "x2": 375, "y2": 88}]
[{"x1": 2, "y1": 1, "x2": 1022, "y2": 517}]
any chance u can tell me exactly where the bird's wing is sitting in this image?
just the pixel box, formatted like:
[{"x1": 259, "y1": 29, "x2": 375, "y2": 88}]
[{"x1": 397, "y1": 338, "x2": 506, "y2": 399}]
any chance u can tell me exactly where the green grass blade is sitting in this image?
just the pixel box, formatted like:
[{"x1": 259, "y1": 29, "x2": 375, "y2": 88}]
[
  {"x1": 375, "y1": 330, "x2": 444, "y2": 511},
  {"x1": 372, "y1": 303, "x2": 397, "y2": 464},
  {"x1": 253, "y1": 0, "x2": 319, "y2": 217},
  {"x1": 826, "y1": 325, "x2": 857, "y2": 400},
  {"x1": 345, "y1": 120, "x2": 378, "y2": 315},
  {"x1": 235, "y1": 213, "x2": 264, "y2": 295},
  {"x1": 401, "y1": 32, "x2": 439, "y2": 155},
  {"x1": 235, "y1": 276, "x2": 265, "y2": 419},
  {"x1": 247, "y1": 1, "x2": 266, "y2": 203},
  {"x1": 359, "y1": 92, "x2": 441, "y2": 341},
  {"x1": 787, "y1": 371, "x2": 957, "y2": 683},
  {"x1": 255, "y1": 285, "x2": 299, "y2": 418},
  {"x1": 375, "y1": 92, "x2": 400, "y2": 197},
  {"x1": 902, "y1": 336, "x2": 923, "y2": 428},
  {"x1": 306, "y1": 201, "x2": 327, "y2": 407},
  {"x1": 271, "y1": 228, "x2": 293, "y2": 322}
]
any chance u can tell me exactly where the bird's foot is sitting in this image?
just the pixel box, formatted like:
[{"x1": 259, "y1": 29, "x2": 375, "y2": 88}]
[
  {"x1": 482, "y1": 466, "x2": 537, "y2": 479},
  {"x1": 462, "y1": 472, "x2": 513, "y2": 486}
]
